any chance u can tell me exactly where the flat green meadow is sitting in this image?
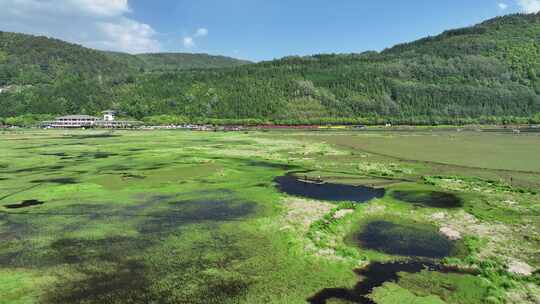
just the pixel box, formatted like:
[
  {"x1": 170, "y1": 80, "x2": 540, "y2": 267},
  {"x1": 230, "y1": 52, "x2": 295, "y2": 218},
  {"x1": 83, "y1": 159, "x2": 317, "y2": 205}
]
[
  {"x1": 0, "y1": 129, "x2": 538, "y2": 304},
  {"x1": 320, "y1": 131, "x2": 540, "y2": 172}
]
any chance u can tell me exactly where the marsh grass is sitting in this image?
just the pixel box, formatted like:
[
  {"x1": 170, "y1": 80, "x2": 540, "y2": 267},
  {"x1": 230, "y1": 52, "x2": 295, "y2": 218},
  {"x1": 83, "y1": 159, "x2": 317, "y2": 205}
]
[
  {"x1": 0, "y1": 130, "x2": 363, "y2": 303},
  {"x1": 391, "y1": 190, "x2": 463, "y2": 208},
  {"x1": 368, "y1": 267, "x2": 498, "y2": 304},
  {"x1": 1, "y1": 129, "x2": 538, "y2": 303}
]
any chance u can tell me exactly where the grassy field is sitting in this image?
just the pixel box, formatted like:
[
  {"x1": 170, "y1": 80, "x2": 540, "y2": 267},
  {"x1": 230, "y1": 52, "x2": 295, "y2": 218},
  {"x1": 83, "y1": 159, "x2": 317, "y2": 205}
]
[
  {"x1": 296, "y1": 130, "x2": 540, "y2": 190},
  {"x1": 319, "y1": 131, "x2": 540, "y2": 173},
  {"x1": 0, "y1": 129, "x2": 538, "y2": 304}
]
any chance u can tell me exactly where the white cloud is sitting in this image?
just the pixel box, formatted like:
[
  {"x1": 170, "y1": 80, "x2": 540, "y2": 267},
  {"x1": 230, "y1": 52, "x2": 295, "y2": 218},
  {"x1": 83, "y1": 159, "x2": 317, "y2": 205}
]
[
  {"x1": 0, "y1": 0, "x2": 160, "y2": 53},
  {"x1": 95, "y1": 19, "x2": 159, "y2": 53},
  {"x1": 182, "y1": 28, "x2": 209, "y2": 49},
  {"x1": 517, "y1": 0, "x2": 540, "y2": 13},
  {"x1": 498, "y1": 3, "x2": 509, "y2": 10},
  {"x1": 69, "y1": 0, "x2": 130, "y2": 17},
  {"x1": 183, "y1": 37, "x2": 195, "y2": 48},
  {"x1": 194, "y1": 28, "x2": 209, "y2": 37}
]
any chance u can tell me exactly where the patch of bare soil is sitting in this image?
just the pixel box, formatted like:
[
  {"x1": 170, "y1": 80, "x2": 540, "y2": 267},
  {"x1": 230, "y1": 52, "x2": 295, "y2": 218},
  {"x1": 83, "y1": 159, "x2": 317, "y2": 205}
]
[
  {"x1": 508, "y1": 260, "x2": 534, "y2": 276},
  {"x1": 333, "y1": 209, "x2": 355, "y2": 220},
  {"x1": 439, "y1": 227, "x2": 462, "y2": 240},
  {"x1": 282, "y1": 198, "x2": 334, "y2": 233}
]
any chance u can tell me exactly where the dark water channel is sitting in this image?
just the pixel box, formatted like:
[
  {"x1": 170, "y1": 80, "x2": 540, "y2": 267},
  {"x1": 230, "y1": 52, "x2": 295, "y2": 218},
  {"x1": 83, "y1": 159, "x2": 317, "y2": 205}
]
[
  {"x1": 308, "y1": 261, "x2": 466, "y2": 304},
  {"x1": 275, "y1": 173, "x2": 385, "y2": 202},
  {"x1": 4, "y1": 199, "x2": 45, "y2": 209},
  {"x1": 308, "y1": 219, "x2": 466, "y2": 303}
]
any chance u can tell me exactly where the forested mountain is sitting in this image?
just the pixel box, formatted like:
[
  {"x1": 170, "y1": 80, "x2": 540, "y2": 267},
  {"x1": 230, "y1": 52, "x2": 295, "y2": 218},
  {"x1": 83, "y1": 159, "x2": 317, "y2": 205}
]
[
  {"x1": 135, "y1": 53, "x2": 252, "y2": 71},
  {"x1": 0, "y1": 31, "x2": 250, "y2": 86},
  {"x1": 103, "y1": 52, "x2": 251, "y2": 72},
  {"x1": 0, "y1": 31, "x2": 134, "y2": 86},
  {"x1": 1, "y1": 13, "x2": 540, "y2": 125}
]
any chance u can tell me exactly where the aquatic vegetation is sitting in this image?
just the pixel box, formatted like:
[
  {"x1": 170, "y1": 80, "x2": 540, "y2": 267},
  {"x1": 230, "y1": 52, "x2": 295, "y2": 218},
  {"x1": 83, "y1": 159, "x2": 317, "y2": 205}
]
[
  {"x1": 395, "y1": 270, "x2": 492, "y2": 303},
  {"x1": 368, "y1": 283, "x2": 446, "y2": 304},
  {"x1": 0, "y1": 130, "x2": 360, "y2": 303},
  {"x1": 391, "y1": 190, "x2": 463, "y2": 208}
]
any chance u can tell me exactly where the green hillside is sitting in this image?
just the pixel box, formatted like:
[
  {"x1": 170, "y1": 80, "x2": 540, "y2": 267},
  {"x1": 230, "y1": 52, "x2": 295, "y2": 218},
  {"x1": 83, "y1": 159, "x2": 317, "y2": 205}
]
[
  {"x1": 1, "y1": 13, "x2": 540, "y2": 124},
  {"x1": 0, "y1": 32, "x2": 251, "y2": 118},
  {"x1": 0, "y1": 31, "x2": 134, "y2": 86},
  {"x1": 110, "y1": 13, "x2": 540, "y2": 124},
  {"x1": 0, "y1": 31, "x2": 250, "y2": 86},
  {"x1": 135, "y1": 53, "x2": 252, "y2": 71},
  {"x1": 103, "y1": 52, "x2": 251, "y2": 72}
]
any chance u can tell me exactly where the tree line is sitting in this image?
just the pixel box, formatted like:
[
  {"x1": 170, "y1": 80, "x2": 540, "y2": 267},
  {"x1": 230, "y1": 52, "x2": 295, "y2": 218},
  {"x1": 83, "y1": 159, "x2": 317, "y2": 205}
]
[{"x1": 1, "y1": 13, "x2": 540, "y2": 125}]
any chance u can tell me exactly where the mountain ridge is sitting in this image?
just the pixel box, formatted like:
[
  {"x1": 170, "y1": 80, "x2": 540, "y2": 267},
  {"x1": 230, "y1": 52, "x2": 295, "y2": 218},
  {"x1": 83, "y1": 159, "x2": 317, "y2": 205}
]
[
  {"x1": 1, "y1": 13, "x2": 539, "y2": 124},
  {"x1": 0, "y1": 31, "x2": 251, "y2": 86}
]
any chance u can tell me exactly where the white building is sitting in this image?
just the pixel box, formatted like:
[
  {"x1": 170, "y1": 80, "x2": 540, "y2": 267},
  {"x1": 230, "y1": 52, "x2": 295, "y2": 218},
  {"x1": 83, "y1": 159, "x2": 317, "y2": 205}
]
[
  {"x1": 43, "y1": 115, "x2": 98, "y2": 128},
  {"x1": 102, "y1": 110, "x2": 116, "y2": 122},
  {"x1": 42, "y1": 111, "x2": 140, "y2": 129}
]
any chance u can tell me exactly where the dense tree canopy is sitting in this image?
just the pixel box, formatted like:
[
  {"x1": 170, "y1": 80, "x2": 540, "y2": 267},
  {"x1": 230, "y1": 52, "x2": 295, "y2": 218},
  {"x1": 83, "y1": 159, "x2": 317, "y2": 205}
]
[{"x1": 1, "y1": 13, "x2": 540, "y2": 125}]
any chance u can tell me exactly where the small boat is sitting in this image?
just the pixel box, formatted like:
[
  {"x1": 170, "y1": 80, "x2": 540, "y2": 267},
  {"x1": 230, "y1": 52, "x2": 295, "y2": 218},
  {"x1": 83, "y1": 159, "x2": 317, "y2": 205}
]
[{"x1": 297, "y1": 175, "x2": 326, "y2": 185}]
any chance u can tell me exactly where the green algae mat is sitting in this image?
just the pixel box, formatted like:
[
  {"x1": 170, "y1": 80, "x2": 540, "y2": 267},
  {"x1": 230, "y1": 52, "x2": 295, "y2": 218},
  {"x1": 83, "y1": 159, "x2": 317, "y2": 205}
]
[{"x1": 0, "y1": 130, "x2": 538, "y2": 304}]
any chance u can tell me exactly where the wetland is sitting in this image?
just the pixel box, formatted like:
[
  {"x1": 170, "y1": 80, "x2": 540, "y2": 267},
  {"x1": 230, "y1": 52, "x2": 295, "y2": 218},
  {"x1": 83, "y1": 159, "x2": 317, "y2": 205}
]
[{"x1": 0, "y1": 129, "x2": 538, "y2": 303}]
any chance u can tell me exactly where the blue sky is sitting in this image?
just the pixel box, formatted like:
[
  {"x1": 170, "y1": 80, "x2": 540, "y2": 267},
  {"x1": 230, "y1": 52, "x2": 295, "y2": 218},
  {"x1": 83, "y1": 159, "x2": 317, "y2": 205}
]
[
  {"x1": 130, "y1": 0, "x2": 526, "y2": 61},
  {"x1": 0, "y1": 0, "x2": 538, "y2": 61}
]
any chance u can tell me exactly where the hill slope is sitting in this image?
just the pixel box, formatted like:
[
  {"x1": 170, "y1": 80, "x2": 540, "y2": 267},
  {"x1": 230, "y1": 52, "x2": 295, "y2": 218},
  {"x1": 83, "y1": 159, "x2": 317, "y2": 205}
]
[
  {"x1": 1, "y1": 13, "x2": 540, "y2": 124},
  {"x1": 135, "y1": 53, "x2": 252, "y2": 71},
  {"x1": 109, "y1": 13, "x2": 540, "y2": 123},
  {"x1": 0, "y1": 31, "x2": 250, "y2": 86},
  {"x1": 0, "y1": 31, "x2": 134, "y2": 86},
  {"x1": 103, "y1": 52, "x2": 251, "y2": 72}
]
